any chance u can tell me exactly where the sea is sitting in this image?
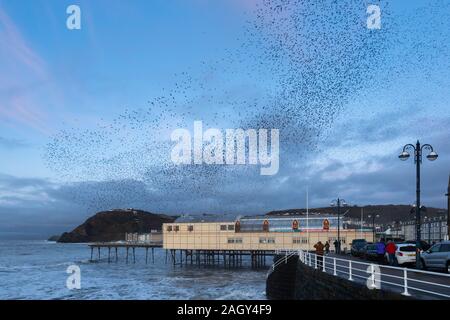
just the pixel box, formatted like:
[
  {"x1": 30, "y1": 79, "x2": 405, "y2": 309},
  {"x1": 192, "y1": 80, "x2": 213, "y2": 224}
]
[{"x1": 0, "y1": 240, "x2": 267, "y2": 300}]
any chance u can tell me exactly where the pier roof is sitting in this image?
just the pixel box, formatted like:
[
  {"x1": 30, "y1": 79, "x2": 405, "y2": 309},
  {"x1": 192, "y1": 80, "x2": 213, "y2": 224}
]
[{"x1": 175, "y1": 213, "x2": 240, "y2": 223}]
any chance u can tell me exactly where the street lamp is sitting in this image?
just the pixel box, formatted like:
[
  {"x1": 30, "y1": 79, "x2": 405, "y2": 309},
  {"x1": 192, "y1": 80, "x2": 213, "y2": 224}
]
[
  {"x1": 446, "y1": 177, "x2": 449, "y2": 240},
  {"x1": 399, "y1": 140, "x2": 438, "y2": 268},
  {"x1": 367, "y1": 214, "x2": 380, "y2": 242},
  {"x1": 330, "y1": 198, "x2": 347, "y2": 254}
]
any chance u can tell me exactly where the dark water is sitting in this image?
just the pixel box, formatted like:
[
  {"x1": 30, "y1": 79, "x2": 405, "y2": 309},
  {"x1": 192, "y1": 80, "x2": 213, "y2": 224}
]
[{"x1": 0, "y1": 240, "x2": 267, "y2": 300}]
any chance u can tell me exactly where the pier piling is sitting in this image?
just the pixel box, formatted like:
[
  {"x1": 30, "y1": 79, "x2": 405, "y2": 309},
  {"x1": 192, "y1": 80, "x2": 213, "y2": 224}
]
[{"x1": 87, "y1": 244, "x2": 276, "y2": 269}]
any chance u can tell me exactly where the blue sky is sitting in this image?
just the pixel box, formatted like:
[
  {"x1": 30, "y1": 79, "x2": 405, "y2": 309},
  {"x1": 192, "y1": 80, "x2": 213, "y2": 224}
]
[{"x1": 0, "y1": 0, "x2": 449, "y2": 239}]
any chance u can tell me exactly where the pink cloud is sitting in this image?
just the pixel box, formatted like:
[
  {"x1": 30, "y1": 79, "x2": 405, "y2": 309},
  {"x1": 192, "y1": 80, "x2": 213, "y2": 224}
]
[
  {"x1": 0, "y1": 6, "x2": 52, "y2": 135},
  {"x1": 0, "y1": 7, "x2": 47, "y2": 79}
]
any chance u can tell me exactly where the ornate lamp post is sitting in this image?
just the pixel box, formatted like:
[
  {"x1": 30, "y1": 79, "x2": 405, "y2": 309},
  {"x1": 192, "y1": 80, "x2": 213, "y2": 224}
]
[
  {"x1": 368, "y1": 214, "x2": 380, "y2": 242},
  {"x1": 330, "y1": 198, "x2": 347, "y2": 254},
  {"x1": 446, "y1": 176, "x2": 449, "y2": 240},
  {"x1": 399, "y1": 140, "x2": 438, "y2": 268}
]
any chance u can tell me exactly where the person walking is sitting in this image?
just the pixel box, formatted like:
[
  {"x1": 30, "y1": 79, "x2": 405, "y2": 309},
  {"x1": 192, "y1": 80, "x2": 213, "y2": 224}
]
[
  {"x1": 324, "y1": 241, "x2": 330, "y2": 255},
  {"x1": 333, "y1": 239, "x2": 339, "y2": 253},
  {"x1": 376, "y1": 240, "x2": 386, "y2": 264},
  {"x1": 385, "y1": 241, "x2": 397, "y2": 265},
  {"x1": 314, "y1": 241, "x2": 325, "y2": 268}
]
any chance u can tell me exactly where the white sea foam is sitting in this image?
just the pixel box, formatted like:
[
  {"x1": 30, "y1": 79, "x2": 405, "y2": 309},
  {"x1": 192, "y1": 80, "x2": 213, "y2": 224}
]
[{"x1": 0, "y1": 240, "x2": 267, "y2": 300}]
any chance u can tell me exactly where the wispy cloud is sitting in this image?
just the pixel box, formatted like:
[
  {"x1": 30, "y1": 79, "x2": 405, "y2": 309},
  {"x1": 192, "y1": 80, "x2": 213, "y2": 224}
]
[
  {"x1": 0, "y1": 6, "x2": 51, "y2": 134},
  {"x1": 0, "y1": 7, "x2": 47, "y2": 78}
]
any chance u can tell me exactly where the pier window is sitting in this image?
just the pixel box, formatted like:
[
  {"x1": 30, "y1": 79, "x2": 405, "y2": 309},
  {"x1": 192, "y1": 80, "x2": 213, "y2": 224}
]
[
  {"x1": 293, "y1": 237, "x2": 307, "y2": 244},
  {"x1": 167, "y1": 226, "x2": 173, "y2": 232},
  {"x1": 227, "y1": 224, "x2": 235, "y2": 231},
  {"x1": 174, "y1": 225, "x2": 179, "y2": 232},
  {"x1": 187, "y1": 225, "x2": 194, "y2": 232},
  {"x1": 220, "y1": 225, "x2": 227, "y2": 231},
  {"x1": 259, "y1": 237, "x2": 275, "y2": 244},
  {"x1": 227, "y1": 237, "x2": 242, "y2": 244}
]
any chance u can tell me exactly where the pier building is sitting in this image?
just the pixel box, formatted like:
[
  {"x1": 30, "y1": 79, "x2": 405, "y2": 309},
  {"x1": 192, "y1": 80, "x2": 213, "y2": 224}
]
[{"x1": 163, "y1": 215, "x2": 374, "y2": 253}]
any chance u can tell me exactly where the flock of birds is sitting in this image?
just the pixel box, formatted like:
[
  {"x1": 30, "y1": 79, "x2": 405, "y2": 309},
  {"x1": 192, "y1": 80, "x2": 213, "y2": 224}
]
[{"x1": 44, "y1": 0, "x2": 450, "y2": 214}]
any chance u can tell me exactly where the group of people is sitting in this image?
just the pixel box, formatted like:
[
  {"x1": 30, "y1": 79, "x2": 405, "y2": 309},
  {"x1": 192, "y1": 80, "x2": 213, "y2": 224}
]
[
  {"x1": 313, "y1": 240, "x2": 330, "y2": 256},
  {"x1": 312, "y1": 240, "x2": 336, "y2": 268},
  {"x1": 376, "y1": 240, "x2": 398, "y2": 265},
  {"x1": 313, "y1": 240, "x2": 341, "y2": 256},
  {"x1": 313, "y1": 239, "x2": 398, "y2": 266}
]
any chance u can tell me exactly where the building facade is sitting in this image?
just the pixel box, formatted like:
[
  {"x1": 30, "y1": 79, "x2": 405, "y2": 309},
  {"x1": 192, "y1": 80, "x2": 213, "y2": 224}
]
[
  {"x1": 163, "y1": 216, "x2": 374, "y2": 252},
  {"x1": 400, "y1": 215, "x2": 448, "y2": 244},
  {"x1": 125, "y1": 232, "x2": 162, "y2": 243}
]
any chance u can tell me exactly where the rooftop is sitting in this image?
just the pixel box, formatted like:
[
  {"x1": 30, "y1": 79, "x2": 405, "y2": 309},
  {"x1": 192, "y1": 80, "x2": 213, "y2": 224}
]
[{"x1": 175, "y1": 213, "x2": 240, "y2": 223}]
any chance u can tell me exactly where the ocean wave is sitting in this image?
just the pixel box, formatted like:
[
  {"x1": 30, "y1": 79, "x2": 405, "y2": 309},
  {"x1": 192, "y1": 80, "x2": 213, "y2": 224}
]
[{"x1": 0, "y1": 240, "x2": 267, "y2": 300}]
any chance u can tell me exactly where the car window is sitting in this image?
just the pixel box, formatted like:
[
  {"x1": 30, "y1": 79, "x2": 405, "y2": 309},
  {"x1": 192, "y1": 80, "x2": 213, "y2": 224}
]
[
  {"x1": 399, "y1": 246, "x2": 415, "y2": 252},
  {"x1": 430, "y1": 244, "x2": 441, "y2": 253},
  {"x1": 439, "y1": 244, "x2": 450, "y2": 252}
]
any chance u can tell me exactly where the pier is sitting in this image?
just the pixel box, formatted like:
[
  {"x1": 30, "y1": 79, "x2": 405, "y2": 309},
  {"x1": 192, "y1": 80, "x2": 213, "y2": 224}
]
[
  {"x1": 88, "y1": 215, "x2": 373, "y2": 268},
  {"x1": 88, "y1": 243, "x2": 272, "y2": 268},
  {"x1": 88, "y1": 242, "x2": 162, "y2": 264},
  {"x1": 166, "y1": 249, "x2": 271, "y2": 268}
]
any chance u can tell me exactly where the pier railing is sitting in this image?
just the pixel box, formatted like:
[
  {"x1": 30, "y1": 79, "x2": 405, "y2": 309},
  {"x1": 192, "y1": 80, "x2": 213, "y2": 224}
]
[
  {"x1": 271, "y1": 249, "x2": 299, "y2": 270},
  {"x1": 273, "y1": 249, "x2": 450, "y2": 300}
]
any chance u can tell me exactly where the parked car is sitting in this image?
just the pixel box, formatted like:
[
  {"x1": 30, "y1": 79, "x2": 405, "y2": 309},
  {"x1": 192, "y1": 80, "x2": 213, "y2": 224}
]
[
  {"x1": 351, "y1": 239, "x2": 367, "y2": 257},
  {"x1": 361, "y1": 243, "x2": 378, "y2": 261},
  {"x1": 393, "y1": 243, "x2": 417, "y2": 266},
  {"x1": 403, "y1": 240, "x2": 431, "y2": 252},
  {"x1": 420, "y1": 241, "x2": 450, "y2": 273}
]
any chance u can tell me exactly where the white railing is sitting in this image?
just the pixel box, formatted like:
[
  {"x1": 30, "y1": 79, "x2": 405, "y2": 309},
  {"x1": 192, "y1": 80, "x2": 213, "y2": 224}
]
[
  {"x1": 271, "y1": 250, "x2": 298, "y2": 270},
  {"x1": 291, "y1": 249, "x2": 450, "y2": 300},
  {"x1": 266, "y1": 249, "x2": 299, "y2": 278}
]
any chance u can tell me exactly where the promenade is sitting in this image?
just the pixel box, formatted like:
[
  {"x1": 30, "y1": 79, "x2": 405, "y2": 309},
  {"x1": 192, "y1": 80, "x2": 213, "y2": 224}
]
[{"x1": 298, "y1": 251, "x2": 450, "y2": 299}]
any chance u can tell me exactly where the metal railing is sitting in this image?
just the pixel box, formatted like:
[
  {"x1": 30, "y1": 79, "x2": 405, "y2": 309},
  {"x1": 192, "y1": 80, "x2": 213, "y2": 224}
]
[
  {"x1": 271, "y1": 249, "x2": 298, "y2": 270},
  {"x1": 266, "y1": 249, "x2": 299, "y2": 278},
  {"x1": 271, "y1": 249, "x2": 450, "y2": 299}
]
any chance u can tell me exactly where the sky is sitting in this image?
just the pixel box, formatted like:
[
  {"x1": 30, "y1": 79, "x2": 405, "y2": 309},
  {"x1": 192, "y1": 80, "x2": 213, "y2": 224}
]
[{"x1": 0, "y1": 0, "x2": 449, "y2": 239}]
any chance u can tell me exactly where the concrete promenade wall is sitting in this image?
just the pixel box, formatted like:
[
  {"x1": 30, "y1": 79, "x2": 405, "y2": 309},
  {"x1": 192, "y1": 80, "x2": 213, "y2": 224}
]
[
  {"x1": 266, "y1": 255, "x2": 299, "y2": 300},
  {"x1": 266, "y1": 255, "x2": 412, "y2": 300}
]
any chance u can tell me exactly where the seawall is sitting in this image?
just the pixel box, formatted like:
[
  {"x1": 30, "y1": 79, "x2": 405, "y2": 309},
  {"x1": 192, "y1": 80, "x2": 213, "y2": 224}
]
[{"x1": 266, "y1": 255, "x2": 412, "y2": 300}]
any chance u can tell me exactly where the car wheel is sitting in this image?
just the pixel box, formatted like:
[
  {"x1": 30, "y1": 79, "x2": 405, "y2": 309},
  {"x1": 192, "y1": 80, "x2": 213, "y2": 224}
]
[
  {"x1": 446, "y1": 261, "x2": 450, "y2": 274},
  {"x1": 421, "y1": 259, "x2": 427, "y2": 270}
]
